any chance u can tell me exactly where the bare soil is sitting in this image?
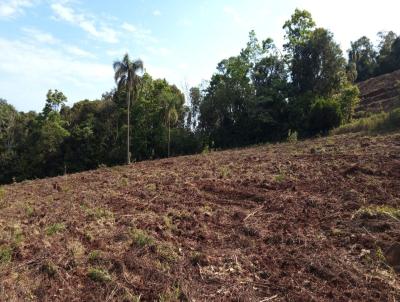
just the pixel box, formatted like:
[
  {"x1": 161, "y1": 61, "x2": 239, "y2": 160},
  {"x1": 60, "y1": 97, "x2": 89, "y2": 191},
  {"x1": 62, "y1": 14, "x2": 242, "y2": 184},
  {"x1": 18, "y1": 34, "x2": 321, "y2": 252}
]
[{"x1": 1, "y1": 132, "x2": 400, "y2": 301}]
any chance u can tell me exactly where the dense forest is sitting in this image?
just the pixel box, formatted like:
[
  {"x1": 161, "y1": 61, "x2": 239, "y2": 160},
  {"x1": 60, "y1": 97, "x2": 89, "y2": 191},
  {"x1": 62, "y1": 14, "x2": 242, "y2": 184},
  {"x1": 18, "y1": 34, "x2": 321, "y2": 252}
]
[{"x1": 1, "y1": 9, "x2": 400, "y2": 184}]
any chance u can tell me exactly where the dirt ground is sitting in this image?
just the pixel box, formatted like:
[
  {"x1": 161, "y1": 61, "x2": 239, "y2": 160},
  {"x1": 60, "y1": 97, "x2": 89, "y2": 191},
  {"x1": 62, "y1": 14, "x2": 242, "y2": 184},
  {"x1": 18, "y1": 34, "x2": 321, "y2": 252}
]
[{"x1": 0, "y1": 131, "x2": 399, "y2": 301}]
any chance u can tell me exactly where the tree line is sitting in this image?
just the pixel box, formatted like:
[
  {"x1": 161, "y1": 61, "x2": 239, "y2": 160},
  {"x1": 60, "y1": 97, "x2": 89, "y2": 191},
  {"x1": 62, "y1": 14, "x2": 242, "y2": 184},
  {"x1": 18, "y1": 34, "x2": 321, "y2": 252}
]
[{"x1": 1, "y1": 9, "x2": 399, "y2": 184}]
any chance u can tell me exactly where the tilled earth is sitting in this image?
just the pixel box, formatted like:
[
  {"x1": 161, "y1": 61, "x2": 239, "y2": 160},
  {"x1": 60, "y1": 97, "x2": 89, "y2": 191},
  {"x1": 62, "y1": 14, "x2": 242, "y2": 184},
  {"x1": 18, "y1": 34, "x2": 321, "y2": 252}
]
[{"x1": 0, "y1": 132, "x2": 400, "y2": 301}]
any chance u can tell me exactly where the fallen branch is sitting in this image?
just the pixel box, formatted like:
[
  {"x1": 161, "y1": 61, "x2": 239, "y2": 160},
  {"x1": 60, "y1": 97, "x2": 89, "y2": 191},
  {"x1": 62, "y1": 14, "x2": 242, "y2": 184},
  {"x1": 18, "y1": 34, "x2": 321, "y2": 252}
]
[
  {"x1": 259, "y1": 294, "x2": 278, "y2": 302},
  {"x1": 244, "y1": 205, "x2": 265, "y2": 221}
]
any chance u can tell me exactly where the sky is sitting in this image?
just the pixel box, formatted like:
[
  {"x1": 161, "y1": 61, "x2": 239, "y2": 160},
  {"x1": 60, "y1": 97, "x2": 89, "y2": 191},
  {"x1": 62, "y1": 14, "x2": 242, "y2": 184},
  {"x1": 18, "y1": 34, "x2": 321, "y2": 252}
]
[{"x1": 0, "y1": 0, "x2": 399, "y2": 112}]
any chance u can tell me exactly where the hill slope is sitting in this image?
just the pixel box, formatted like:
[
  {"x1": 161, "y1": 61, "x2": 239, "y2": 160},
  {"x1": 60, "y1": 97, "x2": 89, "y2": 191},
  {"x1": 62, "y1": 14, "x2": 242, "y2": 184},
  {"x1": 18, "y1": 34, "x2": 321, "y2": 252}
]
[
  {"x1": 0, "y1": 132, "x2": 400, "y2": 301},
  {"x1": 358, "y1": 69, "x2": 400, "y2": 113}
]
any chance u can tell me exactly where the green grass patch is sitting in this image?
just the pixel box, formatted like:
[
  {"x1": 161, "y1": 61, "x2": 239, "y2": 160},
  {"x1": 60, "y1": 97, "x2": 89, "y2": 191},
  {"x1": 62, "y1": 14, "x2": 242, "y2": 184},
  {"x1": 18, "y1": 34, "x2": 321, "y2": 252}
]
[
  {"x1": 163, "y1": 216, "x2": 177, "y2": 232},
  {"x1": 355, "y1": 205, "x2": 400, "y2": 220},
  {"x1": 25, "y1": 205, "x2": 35, "y2": 217},
  {"x1": 88, "y1": 250, "x2": 101, "y2": 263},
  {"x1": 145, "y1": 183, "x2": 157, "y2": 191},
  {"x1": 12, "y1": 226, "x2": 24, "y2": 246},
  {"x1": 156, "y1": 243, "x2": 179, "y2": 263},
  {"x1": 87, "y1": 267, "x2": 111, "y2": 283},
  {"x1": 218, "y1": 166, "x2": 231, "y2": 178},
  {"x1": 0, "y1": 245, "x2": 12, "y2": 264},
  {"x1": 0, "y1": 187, "x2": 5, "y2": 200},
  {"x1": 332, "y1": 108, "x2": 400, "y2": 135},
  {"x1": 274, "y1": 173, "x2": 286, "y2": 183},
  {"x1": 159, "y1": 286, "x2": 182, "y2": 302},
  {"x1": 46, "y1": 223, "x2": 65, "y2": 236},
  {"x1": 84, "y1": 206, "x2": 114, "y2": 220},
  {"x1": 130, "y1": 228, "x2": 154, "y2": 247}
]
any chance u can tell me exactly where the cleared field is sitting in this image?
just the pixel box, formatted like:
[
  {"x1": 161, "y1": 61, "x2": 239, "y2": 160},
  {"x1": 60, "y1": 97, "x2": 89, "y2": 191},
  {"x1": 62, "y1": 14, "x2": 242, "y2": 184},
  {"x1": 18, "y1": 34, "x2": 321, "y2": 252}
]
[{"x1": 0, "y1": 132, "x2": 400, "y2": 301}]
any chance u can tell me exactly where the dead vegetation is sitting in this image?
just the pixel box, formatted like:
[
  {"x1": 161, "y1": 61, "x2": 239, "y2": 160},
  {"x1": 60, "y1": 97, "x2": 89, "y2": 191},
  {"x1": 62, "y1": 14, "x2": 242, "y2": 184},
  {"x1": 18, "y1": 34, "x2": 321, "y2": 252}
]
[{"x1": 0, "y1": 131, "x2": 400, "y2": 301}]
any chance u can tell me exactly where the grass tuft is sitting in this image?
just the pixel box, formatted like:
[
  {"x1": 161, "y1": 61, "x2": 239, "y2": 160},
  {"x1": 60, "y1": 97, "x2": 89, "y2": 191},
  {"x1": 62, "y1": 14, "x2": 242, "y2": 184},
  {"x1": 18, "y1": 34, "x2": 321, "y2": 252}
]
[
  {"x1": 87, "y1": 267, "x2": 111, "y2": 283},
  {"x1": 355, "y1": 205, "x2": 400, "y2": 220},
  {"x1": 0, "y1": 245, "x2": 12, "y2": 264},
  {"x1": 88, "y1": 250, "x2": 101, "y2": 263},
  {"x1": 130, "y1": 228, "x2": 154, "y2": 247},
  {"x1": 156, "y1": 244, "x2": 179, "y2": 263},
  {"x1": 46, "y1": 223, "x2": 65, "y2": 236},
  {"x1": 159, "y1": 285, "x2": 182, "y2": 302}
]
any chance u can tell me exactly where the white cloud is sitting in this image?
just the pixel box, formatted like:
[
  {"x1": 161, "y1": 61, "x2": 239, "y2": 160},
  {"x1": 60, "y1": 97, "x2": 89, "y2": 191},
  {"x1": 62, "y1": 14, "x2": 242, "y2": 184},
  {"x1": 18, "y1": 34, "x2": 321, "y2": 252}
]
[
  {"x1": 121, "y1": 22, "x2": 157, "y2": 43},
  {"x1": 64, "y1": 45, "x2": 95, "y2": 58},
  {"x1": 22, "y1": 27, "x2": 58, "y2": 44},
  {"x1": 0, "y1": 37, "x2": 113, "y2": 111},
  {"x1": 152, "y1": 9, "x2": 161, "y2": 16},
  {"x1": 0, "y1": 0, "x2": 35, "y2": 18},
  {"x1": 21, "y1": 27, "x2": 95, "y2": 59},
  {"x1": 51, "y1": 2, "x2": 119, "y2": 43},
  {"x1": 121, "y1": 22, "x2": 136, "y2": 32}
]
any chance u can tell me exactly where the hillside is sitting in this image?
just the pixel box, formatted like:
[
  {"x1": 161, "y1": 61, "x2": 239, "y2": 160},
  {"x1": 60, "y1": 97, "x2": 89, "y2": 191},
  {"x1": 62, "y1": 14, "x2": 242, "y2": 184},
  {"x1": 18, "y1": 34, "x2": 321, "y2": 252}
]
[
  {"x1": 358, "y1": 69, "x2": 400, "y2": 113},
  {"x1": 1, "y1": 132, "x2": 400, "y2": 301}
]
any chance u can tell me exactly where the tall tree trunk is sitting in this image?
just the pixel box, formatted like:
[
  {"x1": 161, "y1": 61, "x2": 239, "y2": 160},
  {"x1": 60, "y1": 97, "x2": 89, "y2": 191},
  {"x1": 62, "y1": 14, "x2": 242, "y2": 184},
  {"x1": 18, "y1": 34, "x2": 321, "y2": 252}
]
[
  {"x1": 127, "y1": 89, "x2": 131, "y2": 165},
  {"x1": 168, "y1": 118, "x2": 170, "y2": 157}
]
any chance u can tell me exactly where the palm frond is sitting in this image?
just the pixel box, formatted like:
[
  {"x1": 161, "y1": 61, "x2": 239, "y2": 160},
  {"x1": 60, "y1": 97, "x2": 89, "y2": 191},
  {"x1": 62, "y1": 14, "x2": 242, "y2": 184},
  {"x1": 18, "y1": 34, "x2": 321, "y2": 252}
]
[{"x1": 133, "y1": 59, "x2": 144, "y2": 73}]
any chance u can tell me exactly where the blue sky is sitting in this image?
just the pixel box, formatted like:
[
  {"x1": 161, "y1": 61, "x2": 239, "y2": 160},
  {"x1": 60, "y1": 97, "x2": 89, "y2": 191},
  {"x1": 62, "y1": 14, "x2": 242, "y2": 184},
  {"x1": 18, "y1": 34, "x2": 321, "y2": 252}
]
[{"x1": 0, "y1": 0, "x2": 399, "y2": 112}]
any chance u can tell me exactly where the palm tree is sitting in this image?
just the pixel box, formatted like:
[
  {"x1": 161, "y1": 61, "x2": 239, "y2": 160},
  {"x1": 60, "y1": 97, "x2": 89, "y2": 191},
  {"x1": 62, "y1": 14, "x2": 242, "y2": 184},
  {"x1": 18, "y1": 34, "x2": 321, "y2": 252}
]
[
  {"x1": 113, "y1": 54, "x2": 143, "y2": 164},
  {"x1": 163, "y1": 93, "x2": 179, "y2": 157}
]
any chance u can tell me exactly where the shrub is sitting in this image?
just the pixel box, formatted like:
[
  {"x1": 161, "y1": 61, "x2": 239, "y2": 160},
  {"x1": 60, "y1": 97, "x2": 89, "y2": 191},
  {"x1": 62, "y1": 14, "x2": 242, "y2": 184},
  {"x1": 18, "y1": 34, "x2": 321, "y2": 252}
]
[
  {"x1": 332, "y1": 108, "x2": 400, "y2": 135},
  {"x1": 287, "y1": 129, "x2": 298, "y2": 143},
  {"x1": 309, "y1": 98, "x2": 342, "y2": 135}
]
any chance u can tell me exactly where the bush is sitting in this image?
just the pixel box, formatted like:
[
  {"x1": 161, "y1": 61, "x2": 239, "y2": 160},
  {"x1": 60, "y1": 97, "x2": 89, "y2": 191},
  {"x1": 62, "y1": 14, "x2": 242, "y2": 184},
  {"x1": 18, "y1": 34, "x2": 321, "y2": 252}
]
[
  {"x1": 308, "y1": 98, "x2": 342, "y2": 135},
  {"x1": 332, "y1": 108, "x2": 400, "y2": 135}
]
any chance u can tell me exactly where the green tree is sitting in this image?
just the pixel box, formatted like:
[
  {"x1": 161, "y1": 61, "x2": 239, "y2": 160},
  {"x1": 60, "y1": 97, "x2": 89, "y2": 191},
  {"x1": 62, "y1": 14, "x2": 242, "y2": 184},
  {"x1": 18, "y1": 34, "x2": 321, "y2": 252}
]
[
  {"x1": 375, "y1": 33, "x2": 400, "y2": 76},
  {"x1": 291, "y1": 28, "x2": 345, "y2": 97},
  {"x1": 308, "y1": 98, "x2": 342, "y2": 134},
  {"x1": 186, "y1": 87, "x2": 201, "y2": 129},
  {"x1": 283, "y1": 8, "x2": 315, "y2": 52},
  {"x1": 43, "y1": 89, "x2": 67, "y2": 117},
  {"x1": 113, "y1": 53, "x2": 143, "y2": 164},
  {"x1": 338, "y1": 85, "x2": 360, "y2": 123},
  {"x1": 250, "y1": 39, "x2": 289, "y2": 142},
  {"x1": 162, "y1": 92, "x2": 179, "y2": 157},
  {"x1": 283, "y1": 10, "x2": 347, "y2": 135},
  {"x1": 348, "y1": 36, "x2": 377, "y2": 81}
]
